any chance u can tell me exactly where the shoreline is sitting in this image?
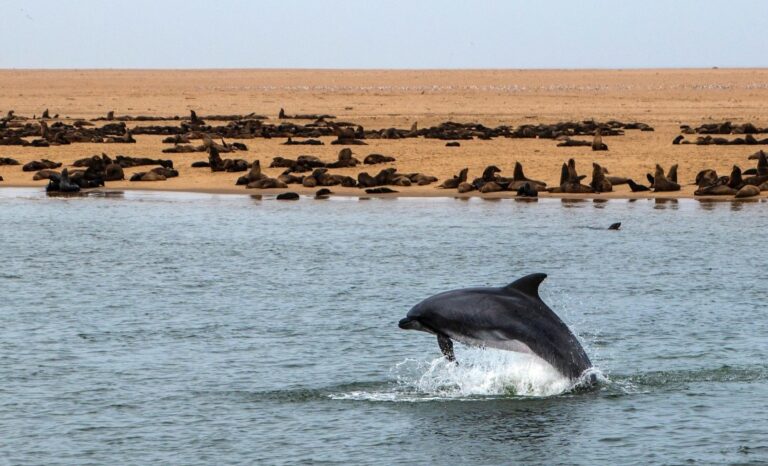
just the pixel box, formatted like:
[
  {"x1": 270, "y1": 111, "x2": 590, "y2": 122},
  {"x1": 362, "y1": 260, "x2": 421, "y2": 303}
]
[{"x1": 2, "y1": 183, "x2": 765, "y2": 202}]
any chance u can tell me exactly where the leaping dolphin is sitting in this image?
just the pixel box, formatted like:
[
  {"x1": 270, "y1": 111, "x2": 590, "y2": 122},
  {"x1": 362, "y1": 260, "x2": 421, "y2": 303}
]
[{"x1": 398, "y1": 273, "x2": 594, "y2": 382}]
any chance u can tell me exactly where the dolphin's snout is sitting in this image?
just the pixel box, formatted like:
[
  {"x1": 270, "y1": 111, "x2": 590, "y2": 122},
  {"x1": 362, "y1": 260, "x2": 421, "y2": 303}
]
[{"x1": 398, "y1": 317, "x2": 414, "y2": 329}]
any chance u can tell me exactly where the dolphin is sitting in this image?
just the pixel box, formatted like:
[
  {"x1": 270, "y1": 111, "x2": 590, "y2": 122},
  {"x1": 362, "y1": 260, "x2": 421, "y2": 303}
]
[{"x1": 398, "y1": 273, "x2": 594, "y2": 382}]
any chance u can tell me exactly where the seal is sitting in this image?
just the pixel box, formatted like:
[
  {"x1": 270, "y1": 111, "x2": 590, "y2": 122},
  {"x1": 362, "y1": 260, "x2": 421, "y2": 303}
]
[
  {"x1": 695, "y1": 169, "x2": 719, "y2": 188},
  {"x1": 735, "y1": 185, "x2": 760, "y2": 198},
  {"x1": 46, "y1": 168, "x2": 80, "y2": 193},
  {"x1": 554, "y1": 159, "x2": 593, "y2": 193},
  {"x1": 479, "y1": 181, "x2": 503, "y2": 193},
  {"x1": 590, "y1": 162, "x2": 613, "y2": 193},
  {"x1": 667, "y1": 164, "x2": 679, "y2": 184},
  {"x1": 363, "y1": 153, "x2": 396, "y2": 165},
  {"x1": 627, "y1": 179, "x2": 651, "y2": 192},
  {"x1": 592, "y1": 128, "x2": 608, "y2": 151},
  {"x1": 472, "y1": 165, "x2": 502, "y2": 190},
  {"x1": 695, "y1": 184, "x2": 736, "y2": 196},
  {"x1": 516, "y1": 182, "x2": 538, "y2": 197},
  {"x1": 236, "y1": 160, "x2": 267, "y2": 186},
  {"x1": 276, "y1": 192, "x2": 300, "y2": 200},
  {"x1": 652, "y1": 165, "x2": 681, "y2": 192},
  {"x1": 509, "y1": 162, "x2": 547, "y2": 190},
  {"x1": 365, "y1": 187, "x2": 398, "y2": 194},
  {"x1": 457, "y1": 182, "x2": 474, "y2": 193},
  {"x1": 33, "y1": 169, "x2": 60, "y2": 181},
  {"x1": 438, "y1": 168, "x2": 469, "y2": 189},
  {"x1": 727, "y1": 165, "x2": 744, "y2": 190}
]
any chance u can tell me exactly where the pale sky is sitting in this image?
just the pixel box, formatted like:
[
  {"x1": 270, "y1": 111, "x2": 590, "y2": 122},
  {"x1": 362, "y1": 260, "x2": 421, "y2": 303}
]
[{"x1": 1, "y1": 0, "x2": 767, "y2": 69}]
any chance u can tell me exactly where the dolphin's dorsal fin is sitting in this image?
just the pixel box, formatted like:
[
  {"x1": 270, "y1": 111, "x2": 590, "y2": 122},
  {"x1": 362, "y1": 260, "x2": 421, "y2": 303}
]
[{"x1": 503, "y1": 273, "x2": 547, "y2": 299}]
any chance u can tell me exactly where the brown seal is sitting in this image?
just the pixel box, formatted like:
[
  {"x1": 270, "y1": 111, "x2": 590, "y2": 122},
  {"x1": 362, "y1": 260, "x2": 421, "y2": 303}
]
[
  {"x1": 727, "y1": 165, "x2": 744, "y2": 190},
  {"x1": 590, "y1": 163, "x2": 612, "y2": 193},
  {"x1": 695, "y1": 169, "x2": 719, "y2": 188},
  {"x1": 508, "y1": 162, "x2": 547, "y2": 190},
  {"x1": 479, "y1": 181, "x2": 503, "y2": 193},
  {"x1": 651, "y1": 165, "x2": 680, "y2": 192},
  {"x1": 592, "y1": 128, "x2": 608, "y2": 151},
  {"x1": 627, "y1": 179, "x2": 651, "y2": 192},
  {"x1": 667, "y1": 164, "x2": 679, "y2": 184},
  {"x1": 694, "y1": 184, "x2": 736, "y2": 196},
  {"x1": 439, "y1": 168, "x2": 469, "y2": 189},
  {"x1": 457, "y1": 182, "x2": 474, "y2": 193},
  {"x1": 558, "y1": 159, "x2": 593, "y2": 193},
  {"x1": 735, "y1": 185, "x2": 760, "y2": 198}
]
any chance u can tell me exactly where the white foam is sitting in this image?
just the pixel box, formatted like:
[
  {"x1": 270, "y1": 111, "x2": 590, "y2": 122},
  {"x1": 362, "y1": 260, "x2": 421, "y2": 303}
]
[
  {"x1": 331, "y1": 347, "x2": 585, "y2": 402},
  {"x1": 399, "y1": 347, "x2": 573, "y2": 398}
]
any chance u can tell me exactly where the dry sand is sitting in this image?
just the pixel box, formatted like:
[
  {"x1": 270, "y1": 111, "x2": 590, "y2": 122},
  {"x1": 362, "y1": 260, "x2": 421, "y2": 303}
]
[{"x1": 2, "y1": 68, "x2": 768, "y2": 198}]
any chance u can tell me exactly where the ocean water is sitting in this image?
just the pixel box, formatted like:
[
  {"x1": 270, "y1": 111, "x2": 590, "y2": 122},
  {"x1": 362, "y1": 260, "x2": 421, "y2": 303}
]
[{"x1": 1, "y1": 188, "x2": 767, "y2": 464}]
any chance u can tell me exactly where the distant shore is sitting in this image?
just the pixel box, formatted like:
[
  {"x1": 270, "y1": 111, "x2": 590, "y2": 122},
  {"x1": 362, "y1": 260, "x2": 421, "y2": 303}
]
[
  {"x1": 2, "y1": 69, "x2": 768, "y2": 200},
  {"x1": 4, "y1": 183, "x2": 766, "y2": 202}
]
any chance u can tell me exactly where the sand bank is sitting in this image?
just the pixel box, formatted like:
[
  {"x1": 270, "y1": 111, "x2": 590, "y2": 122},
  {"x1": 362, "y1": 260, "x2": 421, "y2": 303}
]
[{"x1": 2, "y1": 69, "x2": 768, "y2": 199}]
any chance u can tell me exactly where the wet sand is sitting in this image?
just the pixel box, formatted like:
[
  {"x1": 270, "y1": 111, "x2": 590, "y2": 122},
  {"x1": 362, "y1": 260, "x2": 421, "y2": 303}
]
[{"x1": 2, "y1": 68, "x2": 768, "y2": 198}]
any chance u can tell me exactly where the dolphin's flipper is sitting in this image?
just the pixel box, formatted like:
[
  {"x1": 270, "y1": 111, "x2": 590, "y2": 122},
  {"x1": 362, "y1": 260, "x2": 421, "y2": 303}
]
[{"x1": 437, "y1": 334, "x2": 455, "y2": 361}]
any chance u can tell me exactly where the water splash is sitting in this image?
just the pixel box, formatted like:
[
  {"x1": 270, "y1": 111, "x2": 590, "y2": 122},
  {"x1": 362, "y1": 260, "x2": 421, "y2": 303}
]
[
  {"x1": 398, "y1": 348, "x2": 574, "y2": 398},
  {"x1": 331, "y1": 347, "x2": 598, "y2": 402}
]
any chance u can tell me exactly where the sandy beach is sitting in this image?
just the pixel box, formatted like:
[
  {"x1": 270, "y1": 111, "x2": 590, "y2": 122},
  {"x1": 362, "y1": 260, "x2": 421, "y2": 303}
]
[{"x1": 2, "y1": 68, "x2": 768, "y2": 198}]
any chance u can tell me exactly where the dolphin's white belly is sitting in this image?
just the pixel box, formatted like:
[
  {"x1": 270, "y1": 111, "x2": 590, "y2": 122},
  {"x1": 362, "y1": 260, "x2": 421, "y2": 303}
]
[
  {"x1": 446, "y1": 331, "x2": 566, "y2": 378},
  {"x1": 448, "y1": 330, "x2": 535, "y2": 354}
]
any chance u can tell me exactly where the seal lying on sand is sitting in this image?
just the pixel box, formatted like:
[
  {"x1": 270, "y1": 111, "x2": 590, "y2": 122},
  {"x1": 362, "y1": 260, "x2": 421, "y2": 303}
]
[
  {"x1": 438, "y1": 168, "x2": 469, "y2": 189},
  {"x1": 398, "y1": 273, "x2": 595, "y2": 383},
  {"x1": 516, "y1": 182, "x2": 538, "y2": 197},
  {"x1": 33, "y1": 169, "x2": 60, "y2": 181},
  {"x1": 695, "y1": 183, "x2": 736, "y2": 196},
  {"x1": 326, "y1": 148, "x2": 360, "y2": 168},
  {"x1": 363, "y1": 153, "x2": 396, "y2": 165},
  {"x1": 627, "y1": 179, "x2": 651, "y2": 192},
  {"x1": 694, "y1": 166, "x2": 742, "y2": 195},
  {"x1": 695, "y1": 169, "x2": 720, "y2": 188},
  {"x1": 236, "y1": 160, "x2": 266, "y2": 186},
  {"x1": 23, "y1": 159, "x2": 62, "y2": 172},
  {"x1": 735, "y1": 185, "x2": 761, "y2": 198}
]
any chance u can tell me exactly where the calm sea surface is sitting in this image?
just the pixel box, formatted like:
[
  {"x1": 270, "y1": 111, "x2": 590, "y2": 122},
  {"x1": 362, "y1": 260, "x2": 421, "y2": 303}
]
[{"x1": 1, "y1": 188, "x2": 767, "y2": 464}]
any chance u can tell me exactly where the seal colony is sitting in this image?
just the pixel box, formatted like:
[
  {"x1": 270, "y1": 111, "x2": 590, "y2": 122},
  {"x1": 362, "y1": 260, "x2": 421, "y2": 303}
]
[
  {"x1": 2, "y1": 69, "x2": 768, "y2": 198},
  {"x1": 2, "y1": 107, "x2": 767, "y2": 199}
]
